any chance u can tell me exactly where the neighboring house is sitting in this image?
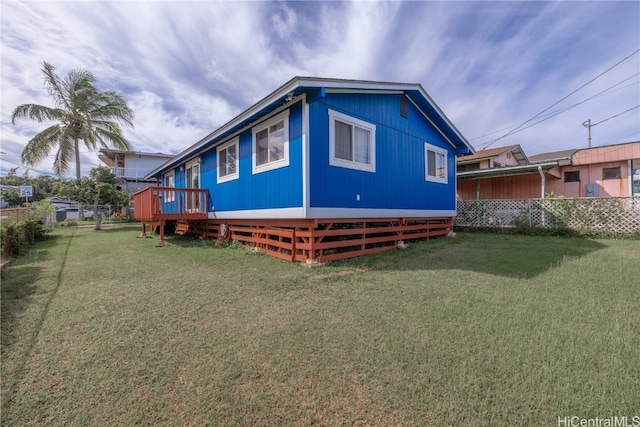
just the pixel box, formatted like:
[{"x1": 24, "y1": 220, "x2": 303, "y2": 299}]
[
  {"x1": 457, "y1": 141, "x2": 640, "y2": 200},
  {"x1": 98, "y1": 149, "x2": 173, "y2": 194},
  {"x1": 48, "y1": 197, "x2": 76, "y2": 209},
  {"x1": 456, "y1": 144, "x2": 528, "y2": 172},
  {"x1": 134, "y1": 77, "x2": 474, "y2": 262}
]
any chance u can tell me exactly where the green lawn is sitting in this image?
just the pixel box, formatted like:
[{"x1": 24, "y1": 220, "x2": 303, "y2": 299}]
[{"x1": 2, "y1": 227, "x2": 638, "y2": 426}]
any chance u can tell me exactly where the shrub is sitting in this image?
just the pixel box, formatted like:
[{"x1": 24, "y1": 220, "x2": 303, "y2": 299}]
[{"x1": 1, "y1": 224, "x2": 24, "y2": 258}]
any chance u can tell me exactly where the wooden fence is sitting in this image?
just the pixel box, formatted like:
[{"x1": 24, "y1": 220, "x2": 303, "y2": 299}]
[
  {"x1": 454, "y1": 197, "x2": 640, "y2": 236},
  {"x1": 0, "y1": 208, "x2": 37, "y2": 224}
]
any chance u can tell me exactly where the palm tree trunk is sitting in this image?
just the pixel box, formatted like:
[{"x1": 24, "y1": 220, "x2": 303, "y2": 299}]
[
  {"x1": 75, "y1": 137, "x2": 85, "y2": 221},
  {"x1": 74, "y1": 138, "x2": 81, "y2": 180}
]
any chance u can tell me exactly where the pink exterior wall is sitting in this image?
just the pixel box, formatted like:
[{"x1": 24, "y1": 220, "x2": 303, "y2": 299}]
[
  {"x1": 572, "y1": 143, "x2": 639, "y2": 166},
  {"x1": 457, "y1": 142, "x2": 640, "y2": 200},
  {"x1": 493, "y1": 151, "x2": 521, "y2": 167}
]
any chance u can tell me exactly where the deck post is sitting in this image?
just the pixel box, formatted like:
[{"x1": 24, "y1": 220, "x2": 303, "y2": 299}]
[
  {"x1": 140, "y1": 223, "x2": 147, "y2": 238},
  {"x1": 156, "y1": 220, "x2": 166, "y2": 247}
]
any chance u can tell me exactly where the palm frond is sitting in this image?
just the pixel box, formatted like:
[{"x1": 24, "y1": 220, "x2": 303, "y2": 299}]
[
  {"x1": 11, "y1": 104, "x2": 66, "y2": 124},
  {"x1": 41, "y1": 61, "x2": 72, "y2": 111},
  {"x1": 85, "y1": 91, "x2": 135, "y2": 127},
  {"x1": 20, "y1": 125, "x2": 63, "y2": 165},
  {"x1": 54, "y1": 128, "x2": 77, "y2": 175},
  {"x1": 53, "y1": 145, "x2": 73, "y2": 176},
  {"x1": 93, "y1": 123, "x2": 132, "y2": 151}
]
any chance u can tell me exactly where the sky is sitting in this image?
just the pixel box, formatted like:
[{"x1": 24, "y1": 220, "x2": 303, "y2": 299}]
[{"x1": 1, "y1": 0, "x2": 639, "y2": 178}]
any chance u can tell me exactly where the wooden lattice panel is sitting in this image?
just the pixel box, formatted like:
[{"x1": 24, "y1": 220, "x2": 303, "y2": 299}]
[{"x1": 455, "y1": 197, "x2": 640, "y2": 235}]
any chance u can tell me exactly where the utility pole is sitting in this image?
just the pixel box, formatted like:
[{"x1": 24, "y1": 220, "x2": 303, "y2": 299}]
[{"x1": 582, "y1": 119, "x2": 592, "y2": 148}]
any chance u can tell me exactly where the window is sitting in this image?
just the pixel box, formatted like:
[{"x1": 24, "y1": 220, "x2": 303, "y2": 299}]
[
  {"x1": 164, "y1": 171, "x2": 175, "y2": 202},
  {"x1": 217, "y1": 138, "x2": 239, "y2": 183},
  {"x1": 252, "y1": 110, "x2": 289, "y2": 174},
  {"x1": 602, "y1": 167, "x2": 621, "y2": 180},
  {"x1": 329, "y1": 109, "x2": 376, "y2": 173},
  {"x1": 425, "y1": 143, "x2": 447, "y2": 184},
  {"x1": 457, "y1": 163, "x2": 480, "y2": 172},
  {"x1": 185, "y1": 159, "x2": 201, "y2": 212},
  {"x1": 564, "y1": 171, "x2": 580, "y2": 182}
]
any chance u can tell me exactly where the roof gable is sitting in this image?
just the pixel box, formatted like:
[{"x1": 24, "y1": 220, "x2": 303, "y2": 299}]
[
  {"x1": 147, "y1": 77, "x2": 474, "y2": 178},
  {"x1": 457, "y1": 144, "x2": 528, "y2": 165}
]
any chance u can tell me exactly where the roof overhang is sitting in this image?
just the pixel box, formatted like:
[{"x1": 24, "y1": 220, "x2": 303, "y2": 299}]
[
  {"x1": 457, "y1": 162, "x2": 560, "y2": 180},
  {"x1": 457, "y1": 144, "x2": 528, "y2": 166},
  {"x1": 146, "y1": 77, "x2": 475, "y2": 179}
]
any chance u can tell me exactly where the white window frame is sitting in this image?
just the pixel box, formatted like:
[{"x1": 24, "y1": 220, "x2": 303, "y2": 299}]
[
  {"x1": 329, "y1": 109, "x2": 376, "y2": 173},
  {"x1": 252, "y1": 110, "x2": 290, "y2": 174},
  {"x1": 164, "y1": 170, "x2": 175, "y2": 202},
  {"x1": 217, "y1": 137, "x2": 239, "y2": 183},
  {"x1": 424, "y1": 142, "x2": 448, "y2": 184}
]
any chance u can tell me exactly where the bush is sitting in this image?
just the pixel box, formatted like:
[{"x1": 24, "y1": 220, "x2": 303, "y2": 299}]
[
  {"x1": 1, "y1": 219, "x2": 52, "y2": 259},
  {"x1": 1, "y1": 224, "x2": 24, "y2": 258}
]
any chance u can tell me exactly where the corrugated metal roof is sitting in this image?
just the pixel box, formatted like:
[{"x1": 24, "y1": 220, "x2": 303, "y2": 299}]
[
  {"x1": 528, "y1": 149, "x2": 577, "y2": 163},
  {"x1": 457, "y1": 162, "x2": 559, "y2": 179}
]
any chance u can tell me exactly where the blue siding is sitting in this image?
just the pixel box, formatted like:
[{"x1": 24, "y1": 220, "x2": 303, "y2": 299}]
[
  {"x1": 308, "y1": 93, "x2": 456, "y2": 211},
  {"x1": 200, "y1": 101, "x2": 304, "y2": 212}
]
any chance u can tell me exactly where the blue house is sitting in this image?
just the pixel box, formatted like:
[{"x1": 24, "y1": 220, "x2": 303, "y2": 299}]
[{"x1": 135, "y1": 77, "x2": 474, "y2": 262}]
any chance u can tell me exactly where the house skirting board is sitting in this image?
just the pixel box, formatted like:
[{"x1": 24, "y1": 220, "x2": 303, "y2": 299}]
[{"x1": 173, "y1": 217, "x2": 453, "y2": 263}]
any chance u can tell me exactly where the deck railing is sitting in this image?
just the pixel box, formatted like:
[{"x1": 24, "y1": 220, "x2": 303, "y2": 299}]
[
  {"x1": 133, "y1": 186, "x2": 209, "y2": 222},
  {"x1": 110, "y1": 167, "x2": 154, "y2": 179}
]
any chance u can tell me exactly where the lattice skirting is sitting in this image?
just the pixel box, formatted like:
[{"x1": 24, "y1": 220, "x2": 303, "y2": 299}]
[
  {"x1": 173, "y1": 217, "x2": 453, "y2": 263},
  {"x1": 455, "y1": 197, "x2": 640, "y2": 235}
]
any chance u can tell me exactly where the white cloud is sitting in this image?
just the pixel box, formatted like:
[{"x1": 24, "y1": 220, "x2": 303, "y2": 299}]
[{"x1": 1, "y1": 0, "x2": 638, "y2": 177}]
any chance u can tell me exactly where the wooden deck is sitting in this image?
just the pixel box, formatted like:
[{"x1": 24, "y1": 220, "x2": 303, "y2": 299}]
[
  {"x1": 173, "y1": 217, "x2": 453, "y2": 263},
  {"x1": 133, "y1": 187, "x2": 452, "y2": 260},
  {"x1": 133, "y1": 186, "x2": 209, "y2": 244}
]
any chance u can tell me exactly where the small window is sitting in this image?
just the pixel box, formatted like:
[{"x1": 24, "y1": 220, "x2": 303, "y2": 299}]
[
  {"x1": 602, "y1": 167, "x2": 621, "y2": 180},
  {"x1": 425, "y1": 142, "x2": 447, "y2": 184},
  {"x1": 217, "y1": 137, "x2": 239, "y2": 183},
  {"x1": 564, "y1": 171, "x2": 580, "y2": 182},
  {"x1": 252, "y1": 110, "x2": 289, "y2": 174},
  {"x1": 164, "y1": 171, "x2": 175, "y2": 202},
  {"x1": 400, "y1": 97, "x2": 408, "y2": 118},
  {"x1": 329, "y1": 109, "x2": 376, "y2": 173}
]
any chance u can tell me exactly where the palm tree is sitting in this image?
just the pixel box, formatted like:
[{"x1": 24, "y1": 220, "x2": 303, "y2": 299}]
[{"x1": 11, "y1": 61, "x2": 134, "y2": 179}]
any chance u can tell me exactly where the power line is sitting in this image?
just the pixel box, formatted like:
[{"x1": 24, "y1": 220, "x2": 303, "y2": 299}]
[
  {"x1": 592, "y1": 105, "x2": 640, "y2": 126},
  {"x1": 482, "y1": 48, "x2": 640, "y2": 150},
  {"x1": 476, "y1": 74, "x2": 640, "y2": 148}
]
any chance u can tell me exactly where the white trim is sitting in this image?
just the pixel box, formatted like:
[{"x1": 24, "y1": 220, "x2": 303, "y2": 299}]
[
  {"x1": 185, "y1": 158, "x2": 201, "y2": 190},
  {"x1": 163, "y1": 170, "x2": 175, "y2": 202},
  {"x1": 424, "y1": 142, "x2": 448, "y2": 184},
  {"x1": 406, "y1": 96, "x2": 456, "y2": 150},
  {"x1": 325, "y1": 89, "x2": 405, "y2": 95},
  {"x1": 209, "y1": 207, "x2": 305, "y2": 219},
  {"x1": 328, "y1": 109, "x2": 376, "y2": 173},
  {"x1": 302, "y1": 94, "x2": 310, "y2": 217},
  {"x1": 216, "y1": 137, "x2": 239, "y2": 183},
  {"x1": 208, "y1": 207, "x2": 456, "y2": 220},
  {"x1": 306, "y1": 207, "x2": 456, "y2": 219},
  {"x1": 252, "y1": 109, "x2": 290, "y2": 174}
]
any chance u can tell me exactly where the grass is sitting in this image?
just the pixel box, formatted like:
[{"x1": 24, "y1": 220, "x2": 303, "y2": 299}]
[{"x1": 1, "y1": 227, "x2": 638, "y2": 426}]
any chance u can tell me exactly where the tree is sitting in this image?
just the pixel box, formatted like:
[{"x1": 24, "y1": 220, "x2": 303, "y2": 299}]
[
  {"x1": 11, "y1": 61, "x2": 134, "y2": 179},
  {"x1": 0, "y1": 174, "x2": 63, "y2": 207},
  {"x1": 56, "y1": 166, "x2": 129, "y2": 230}
]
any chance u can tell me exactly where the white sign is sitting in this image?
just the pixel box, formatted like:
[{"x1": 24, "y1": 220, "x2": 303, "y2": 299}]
[{"x1": 19, "y1": 185, "x2": 33, "y2": 197}]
